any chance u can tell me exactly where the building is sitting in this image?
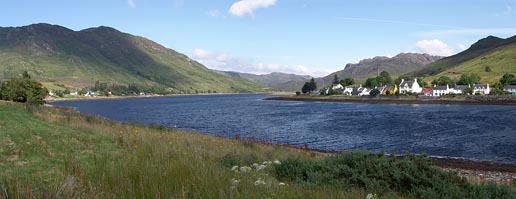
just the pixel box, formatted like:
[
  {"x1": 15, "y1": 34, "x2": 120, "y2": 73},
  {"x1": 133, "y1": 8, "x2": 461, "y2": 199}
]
[
  {"x1": 399, "y1": 78, "x2": 422, "y2": 94},
  {"x1": 433, "y1": 85, "x2": 450, "y2": 96},
  {"x1": 342, "y1": 87, "x2": 353, "y2": 95},
  {"x1": 451, "y1": 85, "x2": 470, "y2": 95},
  {"x1": 473, "y1": 84, "x2": 490, "y2": 95},
  {"x1": 383, "y1": 85, "x2": 397, "y2": 95},
  {"x1": 332, "y1": 84, "x2": 344, "y2": 90},
  {"x1": 504, "y1": 85, "x2": 516, "y2": 95},
  {"x1": 422, "y1": 88, "x2": 433, "y2": 97}
]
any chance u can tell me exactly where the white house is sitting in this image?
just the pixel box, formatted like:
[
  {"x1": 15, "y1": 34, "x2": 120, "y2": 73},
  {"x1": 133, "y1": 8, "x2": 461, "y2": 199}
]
[
  {"x1": 504, "y1": 85, "x2": 516, "y2": 95},
  {"x1": 399, "y1": 78, "x2": 422, "y2": 94},
  {"x1": 433, "y1": 85, "x2": 450, "y2": 96},
  {"x1": 332, "y1": 84, "x2": 344, "y2": 90},
  {"x1": 342, "y1": 87, "x2": 353, "y2": 95},
  {"x1": 357, "y1": 87, "x2": 370, "y2": 96},
  {"x1": 70, "y1": 91, "x2": 78, "y2": 96},
  {"x1": 451, "y1": 85, "x2": 470, "y2": 95},
  {"x1": 473, "y1": 84, "x2": 490, "y2": 95}
]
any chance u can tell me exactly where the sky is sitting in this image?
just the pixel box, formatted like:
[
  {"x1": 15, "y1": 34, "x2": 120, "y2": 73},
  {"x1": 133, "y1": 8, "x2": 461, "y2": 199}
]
[{"x1": 1, "y1": 0, "x2": 516, "y2": 77}]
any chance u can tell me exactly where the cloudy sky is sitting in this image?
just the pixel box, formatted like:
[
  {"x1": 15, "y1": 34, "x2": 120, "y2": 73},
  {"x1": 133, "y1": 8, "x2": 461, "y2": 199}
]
[{"x1": 1, "y1": 0, "x2": 516, "y2": 77}]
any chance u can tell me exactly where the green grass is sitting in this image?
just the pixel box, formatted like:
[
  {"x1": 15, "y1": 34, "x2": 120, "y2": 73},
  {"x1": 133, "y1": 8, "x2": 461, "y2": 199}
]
[
  {"x1": 0, "y1": 102, "x2": 514, "y2": 198},
  {"x1": 0, "y1": 102, "x2": 378, "y2": 198},
  {"x1": 425, "y1": 44, "x2": 516, "y2": 84}
]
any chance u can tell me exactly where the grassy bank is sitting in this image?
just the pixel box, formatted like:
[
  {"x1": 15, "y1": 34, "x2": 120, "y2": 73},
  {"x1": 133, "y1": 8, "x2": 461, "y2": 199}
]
[{"x1": 0, "y1": 102, "x2": 514, "y2": 198}]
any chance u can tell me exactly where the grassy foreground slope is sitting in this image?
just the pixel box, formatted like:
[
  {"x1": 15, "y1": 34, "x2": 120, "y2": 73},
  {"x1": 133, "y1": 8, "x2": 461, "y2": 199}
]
[
  {"x1": 0, "y1": 102, "x2": 376, "y2": 199},
  {"x1": 1, "y1": 102, "x2": 514, "y2": 198},
  {"x1": 0, "y1": 24, "x2": 264, "y2": 93}
]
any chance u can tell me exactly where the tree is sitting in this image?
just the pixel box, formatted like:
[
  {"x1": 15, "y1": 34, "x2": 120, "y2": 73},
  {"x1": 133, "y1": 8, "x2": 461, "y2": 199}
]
[
  {"x1": 485, "y1": 66, "x2": 491, "y2": 72},
  {"x1": 0, "y1": 71, "x2": 48, "y2": 105},
  {"x1": 431, "y1": 76, "x2": 454, "y2": 86},
  {"x1": 370, "y1": 89, "x2": 381, "y2": 97},
  {"x1": 364, "y1": 76, "x2": 383, "y2": 88},
  {"x1": 463, "y1": 87, "x2": 474, "y2": 95},
  {"x1": 457, "y1": 74, "x2": 481, "y2": 85},
  {"x1": 379, "y1": 71, "x2": 392, "y2": 85},
  {"x1": 308, "y1": 78, "x2": 317, "y2": 92},
  {"x1": 500, "y1": 73, "x2": 516, "y2": 85},
  {"x1": 340, "y1": 78, "x2": 355, "y2": 86},
  {"x1": 332, "y1": 74, "x2": 339, "y2": 85},
  {"x1": 301, "y1": 82, "x2": 310, "y2": 94}
]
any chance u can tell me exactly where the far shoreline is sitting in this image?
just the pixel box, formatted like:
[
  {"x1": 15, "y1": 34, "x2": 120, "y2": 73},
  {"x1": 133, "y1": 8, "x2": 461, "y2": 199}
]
[{"x1": 265, "y1": 95, "x2": 516, "y2": 106}]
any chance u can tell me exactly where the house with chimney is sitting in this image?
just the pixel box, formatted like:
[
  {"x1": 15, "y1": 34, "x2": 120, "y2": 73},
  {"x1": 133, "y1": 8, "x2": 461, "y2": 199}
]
[{"x1": 399, "y1": 78, "x2": 422, "y2": 94}]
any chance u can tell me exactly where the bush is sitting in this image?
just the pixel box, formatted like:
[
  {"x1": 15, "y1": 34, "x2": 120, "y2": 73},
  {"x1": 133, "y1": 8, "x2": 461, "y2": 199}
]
[
  {"x1": 0, "y1": 71, "x2": 48, "y2": 105},
  {"x1": 274, "y1": 151, "x2": 516, "y2": 198}
]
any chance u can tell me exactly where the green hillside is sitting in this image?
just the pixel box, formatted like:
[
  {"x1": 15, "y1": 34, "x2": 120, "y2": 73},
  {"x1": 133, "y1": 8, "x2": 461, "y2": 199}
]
[
  {"x1": 408, "y1": 35, "x2": 516, "y2": 84},
  {"x1": 425, "y1": 43, "x2": 516, "y2": 84},
  {"x1": 0, "y1": 23, "x2": 264, "y2": 93}
]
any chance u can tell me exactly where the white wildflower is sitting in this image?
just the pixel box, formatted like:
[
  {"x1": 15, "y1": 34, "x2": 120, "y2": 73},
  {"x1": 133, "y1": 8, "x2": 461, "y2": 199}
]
[
  {"x1": 262, "y1": 161, "x2": 269, "y2": 165},
  {"x1": 252, "y1": 163, "x2": 259, "y2": 168},
  {"x1": 256, "y1": 164, "x2": 267, "y2": 171},
  {"x1": 231, "y1": 165, "x2": 239, "y2": 171},
  {"x1": 240, "y1": 166, "x2": 252, "y2": 172},
  {"x1": 254, "y1": 178, "x2": 266, "y2": 186},
  {"x1": 231, "y1": 179, "x2": 240, "y2": 186},
  {"x1": 279, "y1": 182, "x2": 286, "y2": 186},
  {"x1": 273, "y1": 160, "x2": 281, "y2": 165},
  {"x1": 365, "y1": 193, "x2": 377, "y2": 199}
]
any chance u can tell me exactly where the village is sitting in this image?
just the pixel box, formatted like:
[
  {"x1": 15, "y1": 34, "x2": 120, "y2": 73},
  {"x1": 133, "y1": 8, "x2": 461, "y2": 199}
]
[{"x1": 324, "y1": 77, "x2": 516, "y2": 97}]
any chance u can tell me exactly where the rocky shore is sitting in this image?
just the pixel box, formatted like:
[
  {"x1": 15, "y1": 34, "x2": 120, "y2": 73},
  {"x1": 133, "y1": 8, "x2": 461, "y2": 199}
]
[{"x1": 265, "y1": 95, "x2": 516, "y2": 106}]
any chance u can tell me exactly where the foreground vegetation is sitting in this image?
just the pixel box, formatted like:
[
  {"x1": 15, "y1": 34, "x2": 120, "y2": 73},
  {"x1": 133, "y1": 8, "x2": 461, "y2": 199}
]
[{"x1": 1, "y1": 102, "x2": 515, "y2": 198}]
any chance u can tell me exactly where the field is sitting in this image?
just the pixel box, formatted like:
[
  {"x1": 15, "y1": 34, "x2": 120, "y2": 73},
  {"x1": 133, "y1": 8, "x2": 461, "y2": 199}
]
[{"x1": 0, "y1": 101, "x2": 514, "y2": 198}]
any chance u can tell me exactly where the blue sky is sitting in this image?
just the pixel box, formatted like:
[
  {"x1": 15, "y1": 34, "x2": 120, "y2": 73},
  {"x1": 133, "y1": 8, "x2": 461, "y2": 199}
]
[{"x1": 1, "y1": 0, "x2": 516, "y2": 77}]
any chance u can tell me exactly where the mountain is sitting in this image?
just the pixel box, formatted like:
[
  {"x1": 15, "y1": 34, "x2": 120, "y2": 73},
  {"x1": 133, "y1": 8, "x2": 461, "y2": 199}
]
[
  {"x1": 269, "y1": 53, "x2": 442, "y2": 91},
  {"x1": 408, "y1": 35, "x2": 516, "y2": 84},
  {"x1": 214, "y1": 70, "x2": 311, "y2": 84},
  {"x1": 0, "y1": 23, "x2": 264, "y2": 93}
]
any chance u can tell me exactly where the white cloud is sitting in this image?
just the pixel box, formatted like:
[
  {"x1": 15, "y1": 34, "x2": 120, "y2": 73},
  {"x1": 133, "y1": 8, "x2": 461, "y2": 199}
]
[
  {"x1": 229, "y1": 0, "x2": 277, "y2": 17},
  {"x1": 127, "y1": 0, "x2": 136, "y2": 8},
  {"x1": 190, "y1": 48, "x2": 326, "y2": 76},
  {"x1": 207, "y1": 9, "x2": 220, "y2": 17},
  {"x1": 414, "y1": 39, "x2": 455, "y2": 56},
  {"x1": 458, "y1": 44, "x2": 467, "y2": 51}
]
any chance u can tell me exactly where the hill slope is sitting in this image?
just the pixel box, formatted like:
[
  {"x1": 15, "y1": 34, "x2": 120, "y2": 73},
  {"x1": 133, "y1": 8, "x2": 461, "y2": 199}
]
[
  {"x1": 269, "y1": 53, "x2": 441, "y2": 91},
  {"x1": 214, "y1": 70, "x2": 311, "y2": 84},
  {"x1": 408, "y1": 35, "x2": 516, "y2": 79},
  {"x1": 0, "y1": 23, "x2": 264, "y2": 93}
]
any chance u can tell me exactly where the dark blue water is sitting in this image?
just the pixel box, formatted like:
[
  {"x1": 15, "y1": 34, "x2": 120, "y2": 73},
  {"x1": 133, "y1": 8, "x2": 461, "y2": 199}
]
[{"x1": 51, "y1": 94, "x2": 516, "y2": 164}]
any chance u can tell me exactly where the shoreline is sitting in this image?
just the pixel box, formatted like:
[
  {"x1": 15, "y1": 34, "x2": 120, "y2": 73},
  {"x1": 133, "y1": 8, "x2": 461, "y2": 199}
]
[
  {"x1": 45, "y1": 92, "x2": 267, "y2": 102},
  {"x1": 265, "y1": 95, "x2": 516, "y2": 106}
]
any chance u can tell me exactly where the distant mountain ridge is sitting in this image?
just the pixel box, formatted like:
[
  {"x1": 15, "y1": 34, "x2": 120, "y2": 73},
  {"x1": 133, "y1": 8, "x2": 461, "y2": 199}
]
[
  {"x1": 214, "y1": 70, "x2": 311, "y2": 84},
  {"x1": 269, "y1": 53, "x2": 442, "y2": 91},
  {"x1": 0, "y1": 23, "x2": 264, "y2": 92},
  {"x1": 407, "y1": 35, "x2": 516, "y2": 84}
]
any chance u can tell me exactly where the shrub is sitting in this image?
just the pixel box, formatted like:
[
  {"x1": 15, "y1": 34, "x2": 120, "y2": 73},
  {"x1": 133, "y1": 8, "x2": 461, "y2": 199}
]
[
  {"x1": 0, "y1": 71, "x2": 48, "y2": 105},
  {"x1": 274, "y1": 151, "x2": 516, "y2": 198}
]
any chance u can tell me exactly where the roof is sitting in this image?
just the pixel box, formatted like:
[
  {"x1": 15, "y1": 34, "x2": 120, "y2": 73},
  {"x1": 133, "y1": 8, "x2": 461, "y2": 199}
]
[
  {"x1": 422, "y1": 88, "x2": 433, "y2": 93},
  {"x1": 473, "y1": 84, "x2": 488, "y2": 89},
  {"x1": 385, "y1": 86, "x2": 395, "y2": 90},
  {"x1": 454, "y1": 85, "x2": 469, "y2": 91},
  {"x1": 504, "y1": 85, "x2": 516, "y2": 90},
  {"x1": 434, "y1": 86, "x2": 448, "y2": 91},
  {"x1": 400, "y1": 81, "x2": 414, "y2": 87}
]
